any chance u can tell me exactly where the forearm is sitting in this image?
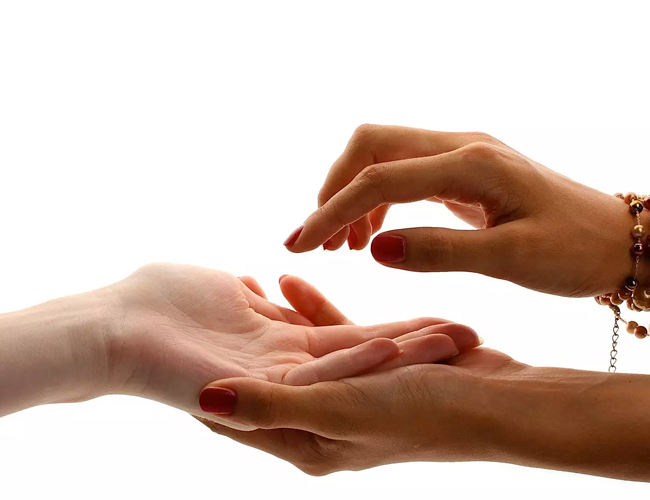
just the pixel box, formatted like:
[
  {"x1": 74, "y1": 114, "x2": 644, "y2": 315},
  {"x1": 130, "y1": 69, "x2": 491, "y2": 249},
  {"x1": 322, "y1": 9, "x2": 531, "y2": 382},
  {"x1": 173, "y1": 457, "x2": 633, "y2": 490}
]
[
  {"x1": 486, "y1": 367, "x2": 650, "y2": 482},
  {"x1": 0, "y1": 291, "x2": 113, "y2": 417}
]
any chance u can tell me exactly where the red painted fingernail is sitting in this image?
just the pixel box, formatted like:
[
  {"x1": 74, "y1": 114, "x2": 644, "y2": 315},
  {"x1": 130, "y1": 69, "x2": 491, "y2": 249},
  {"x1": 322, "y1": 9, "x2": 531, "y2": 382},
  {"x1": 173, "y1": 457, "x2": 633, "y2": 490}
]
[
  {"x1": 323, "y1": 240, "x2": 333, "y2": 251},
  {"x1": 199, "y1": 387, "x2": 237, "y2": 415},
  {"x1": 283, "y1": 225, "x2": 304, "y2": 249},
  {"x1": 347, "y1": 226, "x2": 358, "y2": 250},
  {"x1": 371, "y1": 235, "x2": 406, "y2": 262},
  {"x1": 279, "y1": 274, "x2": 289, "y2": 283}
]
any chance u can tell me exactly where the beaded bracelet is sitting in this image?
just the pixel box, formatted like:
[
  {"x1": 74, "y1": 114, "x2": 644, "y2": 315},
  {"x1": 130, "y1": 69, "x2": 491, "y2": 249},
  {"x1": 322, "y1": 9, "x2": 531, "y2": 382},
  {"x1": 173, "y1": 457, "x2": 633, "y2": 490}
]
[{"x1": 595, "y1": 192, "x2": 650, "y2": 372}]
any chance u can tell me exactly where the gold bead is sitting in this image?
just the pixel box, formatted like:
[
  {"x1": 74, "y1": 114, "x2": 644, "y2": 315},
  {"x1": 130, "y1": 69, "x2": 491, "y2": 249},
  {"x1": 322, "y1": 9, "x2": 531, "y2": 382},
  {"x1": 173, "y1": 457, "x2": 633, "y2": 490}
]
[
  {"x1": 610, "y1": 294, "x2": 624, "y2": 305},
  {"x1": 632, "y1": 225, "x2": 647, "y2": 239},
  {"x1": 625, "y1": 192, "x2": 638, "y2": 204},
  {"x1": 627, "y1": 320, "x2": 639, "y2": 334},
  {"x1": 633, "y1": 287, "x2": 650, "y2": 310}
]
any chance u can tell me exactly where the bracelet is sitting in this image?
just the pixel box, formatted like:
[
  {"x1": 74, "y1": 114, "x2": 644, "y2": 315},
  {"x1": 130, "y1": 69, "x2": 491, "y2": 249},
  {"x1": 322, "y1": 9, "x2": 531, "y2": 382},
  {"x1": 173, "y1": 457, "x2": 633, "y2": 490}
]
[{"x1": 595, "y1": 192, "x2": 650, "y2": 373}]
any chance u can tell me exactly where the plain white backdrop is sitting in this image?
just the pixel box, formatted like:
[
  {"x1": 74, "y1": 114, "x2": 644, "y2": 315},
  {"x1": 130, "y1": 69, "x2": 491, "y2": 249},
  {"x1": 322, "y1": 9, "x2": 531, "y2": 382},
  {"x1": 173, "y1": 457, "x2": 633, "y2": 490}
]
[{"x1": 1, "y1": 1, "x2": 649, "y2": 498}]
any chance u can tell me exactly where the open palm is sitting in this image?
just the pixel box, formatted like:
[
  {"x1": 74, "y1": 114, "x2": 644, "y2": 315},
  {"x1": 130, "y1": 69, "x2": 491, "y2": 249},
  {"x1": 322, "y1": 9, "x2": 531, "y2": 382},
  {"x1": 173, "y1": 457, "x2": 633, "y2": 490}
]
[{"x1": 107, "y1": 264, "x2": 479, "y2": 420}]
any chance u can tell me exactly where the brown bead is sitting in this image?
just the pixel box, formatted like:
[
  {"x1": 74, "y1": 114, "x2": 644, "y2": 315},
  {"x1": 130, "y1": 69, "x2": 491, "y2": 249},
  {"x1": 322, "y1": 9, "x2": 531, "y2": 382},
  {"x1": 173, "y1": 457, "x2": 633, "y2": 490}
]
[
  {"x1": 625, "y1": 276, "x2": 639, "y2": 290},
  {"x1": 619, "y1": 288, "x2": 632, "y2": 300},
  {"x1": 632, "y1": 242, "x2": 645, "y2": 256},
  {"x1": 600, "y1": 295, "x2": 612, "y2": 305},
  {"x1": 625, "y1": 192, "x2": 638, "y2": 204},
  {"x1": 633, "y1": 287, "x2": 650, "y2": 310},
  {"x1": 634, "y1": 325, "x2": 648, "y2": 339},
  {"x1": 627, "y1": 320, "x2": 639, "y2": 334},
  {"x1": 632, "y1": 225, "x2": 647, "y2": 239},
  {"x1": 610, "y1": 294, "x2": 624, "y2": 305},
  {"x1": 630, "y1": 200, "x2": 644, "y2": 214},
  {"x1": 627, "y1": 298, "x2": 637, "y2": 310},
  {"x1": 645, "y1": 198, "x2": 650, "y2": 210}
]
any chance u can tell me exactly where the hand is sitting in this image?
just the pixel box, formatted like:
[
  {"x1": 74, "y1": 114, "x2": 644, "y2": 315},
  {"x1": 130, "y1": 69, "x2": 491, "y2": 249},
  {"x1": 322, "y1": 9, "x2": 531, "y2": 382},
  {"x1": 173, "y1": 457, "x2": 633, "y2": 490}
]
[
  {"x1": 283, "y1": 124, "x2": 650, "y2": 297},
  {"x1": 104, "y1": 264, "x2": 480, "y2": 423},
  {"x1": 196, "y1": 348, "x2": 650, "y2": 482}
]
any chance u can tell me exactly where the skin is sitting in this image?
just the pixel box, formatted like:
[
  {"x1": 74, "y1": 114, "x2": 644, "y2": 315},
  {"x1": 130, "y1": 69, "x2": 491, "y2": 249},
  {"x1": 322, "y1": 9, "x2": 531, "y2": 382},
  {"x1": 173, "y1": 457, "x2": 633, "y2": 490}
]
[
  {"x1": 199, "y1": 283, "x2": 650, "y2": 482},
  {"x1": 0, "y1": 263, "x2": 480, "y2": 423},
  {"x1": 194, "y1": 125, "x2": 650, "y2": 481},
  {"x1": 285, "y1": 124, "x2": 650, "y2": 296}
]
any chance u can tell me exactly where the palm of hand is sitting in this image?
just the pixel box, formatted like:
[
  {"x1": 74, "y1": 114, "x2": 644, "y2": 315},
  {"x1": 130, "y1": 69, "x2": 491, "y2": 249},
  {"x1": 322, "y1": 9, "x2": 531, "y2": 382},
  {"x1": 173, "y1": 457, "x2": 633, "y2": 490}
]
[
  {"x1": 112, "y1": 265, "x2": 324, "y2": 408},
  {"x1": 109, "y1": 264, "x2": 467, "y2": 417}
]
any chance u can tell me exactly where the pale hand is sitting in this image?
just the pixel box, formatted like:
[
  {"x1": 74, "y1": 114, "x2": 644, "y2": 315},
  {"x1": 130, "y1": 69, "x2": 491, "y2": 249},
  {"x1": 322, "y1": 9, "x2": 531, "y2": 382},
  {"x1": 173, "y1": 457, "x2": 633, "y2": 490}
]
[{"x1": 105, "y1": 264, "x2": 480, "y2": 423}]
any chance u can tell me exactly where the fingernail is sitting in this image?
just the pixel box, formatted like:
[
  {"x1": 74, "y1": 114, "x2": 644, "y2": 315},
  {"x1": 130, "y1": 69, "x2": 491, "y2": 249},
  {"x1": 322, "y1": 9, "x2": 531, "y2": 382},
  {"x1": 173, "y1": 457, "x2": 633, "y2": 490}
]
[
  {"x1": 279, "y1": 274, "x2": 289, "y2": 283},
  {"x1": 283, "y1": 225, "x2": 304, "y2": 249},
  {"x1": 199, "y1": 387, "x2": 236, "y2": 415},
  {"x1": 347, "y1": 226, "x2": 358, "y2": 250},
  {"x1": 478, "y1": 336, "x2": 484, "y2": 346},
  {"x1": 323, "y1": 240, "x2": 333, "y2": 251},
  {"x1": 371, "y1": 235, "x2": 406, "y2": 262}
]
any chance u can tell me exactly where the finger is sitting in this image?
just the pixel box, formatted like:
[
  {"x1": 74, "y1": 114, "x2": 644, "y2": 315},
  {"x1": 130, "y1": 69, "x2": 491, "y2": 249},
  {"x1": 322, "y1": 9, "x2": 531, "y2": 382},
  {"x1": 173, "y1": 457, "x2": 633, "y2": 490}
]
[
  {"x1": 323, "y1": 226, "x2": 350, "y2": 251},
  {"x1": 282, "y1": 338, "x2": 399, "y2": 386},
  {"x1": 289, "y1": 145, "x2": 503, "y2": 253},
  {"x1": 370, "y1": 224, "x2": 517, "y2": 277},
  {"x1": 369, "y1": 206, "x2": 390, "y2": 234},
  {"x1": 348, "y1": 216, "x2": 373, "y2": 250},
  {"x1": 241, "y1": 283, "x2": 314, "y2": 326},
  {"x1": 279, "y1": 275, "x2": 352, "y2": 326},
  {"x1": 370, "y1": 334, "x2": 458, "y2": 372},
  {"x1": 318, "y1": 125, "x2": 487, "y2": 208},
  {"x1": 306, "y1": 317, "x2": 452, "y2": 357},
  {"x1": 393, "y1": 323, "x2": 481, "y2": 352},
  {"x1": 239, "y1": 276, "x2": 267, "y2": 298},
  {"x1": 199, "y1": 378, "x2": 340, "y2": 436}
]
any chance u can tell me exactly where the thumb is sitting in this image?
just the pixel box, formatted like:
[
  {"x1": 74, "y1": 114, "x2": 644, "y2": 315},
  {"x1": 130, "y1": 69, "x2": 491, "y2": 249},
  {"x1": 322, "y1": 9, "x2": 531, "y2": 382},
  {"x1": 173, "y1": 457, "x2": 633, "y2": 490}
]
[
  {"x1": 370, "y1": 224, "x2": 519, "y2": 277},
  {"x1": 198, "y1": 377, "x2": 333, "y2": 434}
]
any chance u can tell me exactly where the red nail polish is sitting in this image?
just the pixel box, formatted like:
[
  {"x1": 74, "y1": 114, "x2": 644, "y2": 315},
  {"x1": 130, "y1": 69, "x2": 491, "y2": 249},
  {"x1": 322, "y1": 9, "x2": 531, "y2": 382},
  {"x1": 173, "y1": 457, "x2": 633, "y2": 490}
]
[
  {"x1": 347, "y1": 226, "x2": 358, "y2": 250},
  {"x1": 283, "y1": 225, "x2": 304, "y2": 249},
  {"x1": 323, "y1": 240, "x2": 332, "y2": 251},
  {"x1": 199, "y1": 387, "x2": 236, "y2": 415},
  {"x1": 371, "y1": 235, "x2": 406, "y2": 262}
]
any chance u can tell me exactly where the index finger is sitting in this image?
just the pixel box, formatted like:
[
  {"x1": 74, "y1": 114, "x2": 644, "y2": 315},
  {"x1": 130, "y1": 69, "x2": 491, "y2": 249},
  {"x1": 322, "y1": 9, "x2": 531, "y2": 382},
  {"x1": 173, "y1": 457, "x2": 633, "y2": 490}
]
[{"x1": 290, "y1": 146, "x2": 492, "y2": 253}]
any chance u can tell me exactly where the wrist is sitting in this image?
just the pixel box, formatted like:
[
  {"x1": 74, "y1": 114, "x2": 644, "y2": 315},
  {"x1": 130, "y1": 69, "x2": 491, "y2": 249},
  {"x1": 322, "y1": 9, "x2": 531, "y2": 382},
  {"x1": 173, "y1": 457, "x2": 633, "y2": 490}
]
[
  {"x1": 482, "y1": 367, "x2": 650, "y2": 481},
  {"x1": 0, "y1": 289, "x2": 118, "y2": 416}
]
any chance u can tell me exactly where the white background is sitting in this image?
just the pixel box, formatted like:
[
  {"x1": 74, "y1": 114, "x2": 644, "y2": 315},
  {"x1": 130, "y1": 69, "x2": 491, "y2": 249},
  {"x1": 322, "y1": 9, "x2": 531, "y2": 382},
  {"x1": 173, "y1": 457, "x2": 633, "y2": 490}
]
[{"x1": 1, "y1": 1, "x2": 649, "y2": 498}]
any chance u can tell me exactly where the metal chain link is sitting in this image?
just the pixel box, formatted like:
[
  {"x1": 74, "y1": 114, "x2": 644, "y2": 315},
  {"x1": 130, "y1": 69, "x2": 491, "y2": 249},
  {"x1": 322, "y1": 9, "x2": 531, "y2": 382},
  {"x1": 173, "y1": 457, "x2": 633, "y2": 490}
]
[{"x1": 609, "y1": 316, "x2": 620, "y2": 373}]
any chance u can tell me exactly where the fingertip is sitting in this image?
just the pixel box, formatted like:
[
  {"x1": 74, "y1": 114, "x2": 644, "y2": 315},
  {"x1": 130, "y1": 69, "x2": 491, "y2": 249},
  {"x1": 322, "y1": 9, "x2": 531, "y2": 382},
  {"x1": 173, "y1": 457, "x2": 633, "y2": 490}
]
[
  {"x1": 369, "y1": 337, "x2": 401, "y2": 356},
  {"x1": 199, "y1": 386, "x2": 237, "y2": 415},
  {"x1": 283, "y1": 225, "x2": 304, "y2": 250}
]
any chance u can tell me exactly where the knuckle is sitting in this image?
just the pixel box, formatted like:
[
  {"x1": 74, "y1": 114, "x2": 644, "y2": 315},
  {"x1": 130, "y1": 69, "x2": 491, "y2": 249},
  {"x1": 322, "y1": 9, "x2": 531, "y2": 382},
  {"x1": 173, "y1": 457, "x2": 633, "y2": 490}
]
[
  {"x1": 459, "y1": 141, "x2": 499, "y2": 163},
  {"x1": 296, "y1": 437, "x2": 345, "y2": 476},
  {"x1": 318, "y1": 201, "x2": 347, "y2": 227},
  {"x1": 421, "y1": 231, "x2": 454, "y2": 268},
  {"x1": 467, "y1": 131, "x2": 497, "y2": 144},
  {"x1": 351, "y1": 123, "x2": 380, "y2": 142},
  {"x1": 347, "y1": 124, "x2": 382, "y2": 154},
  {"x1": 248, "y1": 387, "x2": 279, "y2": 429},
  {"x1": 357, "y1": 164, "x2": 388, "y2": 190}
]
